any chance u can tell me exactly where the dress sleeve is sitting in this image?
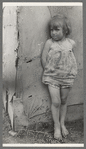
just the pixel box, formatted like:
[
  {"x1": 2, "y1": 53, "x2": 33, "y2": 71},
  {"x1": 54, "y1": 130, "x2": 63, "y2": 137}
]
[
  {"x1": 41, "y1": 39, "x2": 51, "y2": 69},
  {"x1": 72, "y1": 40, "x2": 76, "y2": 48},
  {"x1": 68, "y1": 38, "x2": 76, "y2": 52},
  {"x1": 71, "y1": 40, "x2": 76, "y2": 53}
]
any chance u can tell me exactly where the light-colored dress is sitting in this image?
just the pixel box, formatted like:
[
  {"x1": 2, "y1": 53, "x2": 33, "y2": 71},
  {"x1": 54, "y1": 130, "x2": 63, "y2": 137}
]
[{"x1": 42, "y1": 38, "x2": 77, "y2": 88}]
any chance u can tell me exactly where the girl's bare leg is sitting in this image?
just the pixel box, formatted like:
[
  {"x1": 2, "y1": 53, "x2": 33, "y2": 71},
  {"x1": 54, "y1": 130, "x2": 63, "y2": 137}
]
[
  {"x1": 60, "y1": 87, "x2": 71, "y2": 138},
  {"x1": 48, "y1": 85, "x2": 62, "y2": 140}
]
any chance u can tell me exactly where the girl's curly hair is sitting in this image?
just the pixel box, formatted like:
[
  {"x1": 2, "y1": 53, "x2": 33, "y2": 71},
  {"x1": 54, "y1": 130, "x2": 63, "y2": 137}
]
[{"x1": 49, "y1": 14, "x2": 72, "y2": 37}]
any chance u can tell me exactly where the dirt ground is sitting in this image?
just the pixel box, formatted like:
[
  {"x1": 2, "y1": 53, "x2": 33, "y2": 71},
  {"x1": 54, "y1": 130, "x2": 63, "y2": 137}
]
[{"x1": 3, "y1": 109, "x2": 84, "y2": 144}]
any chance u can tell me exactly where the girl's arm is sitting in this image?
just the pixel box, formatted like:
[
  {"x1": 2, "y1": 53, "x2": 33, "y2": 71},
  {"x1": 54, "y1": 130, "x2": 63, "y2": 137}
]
[
  {"x1": 72, "y1": 42, "x2": 76, "y2": 53},
  {"x1": 41, "y1": 39, "x2": 51, "y2": 68},
  {"x1": 72, "y1": 46, "x2": 75, "y2": 53},
  {"x1": 70, "y1": 39, "x2": 76, "y2": 53}
]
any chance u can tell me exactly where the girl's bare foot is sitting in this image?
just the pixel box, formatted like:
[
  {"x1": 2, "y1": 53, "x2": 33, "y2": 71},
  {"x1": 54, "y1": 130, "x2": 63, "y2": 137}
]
[
  {"x1": 61, "y1": 125, "x2": 69, "y2": 138},
  {"x1": 54, "y1": 127, "x2": 63, "y2": 141}
]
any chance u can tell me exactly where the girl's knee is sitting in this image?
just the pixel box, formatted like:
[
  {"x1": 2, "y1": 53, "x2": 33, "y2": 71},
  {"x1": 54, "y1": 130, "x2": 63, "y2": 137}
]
[
  {"x1": 52, "y1": 100, "x2": 61, "y2": 108},
  {"x1": 61, "y1": 97, "x2": 67, "y2": 105},
  {"x1": 60, "y1": 87, "x2": 71, "y2": 105}
]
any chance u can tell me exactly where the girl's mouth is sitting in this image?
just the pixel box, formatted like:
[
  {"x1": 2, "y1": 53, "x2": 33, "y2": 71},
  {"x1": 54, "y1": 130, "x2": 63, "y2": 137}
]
[
  {"x1": 52, "y1": 35, "x2": 57, "y2": 38},
  {"x1": 52, "y1": 36, "x2": 58, "y2": 39}
]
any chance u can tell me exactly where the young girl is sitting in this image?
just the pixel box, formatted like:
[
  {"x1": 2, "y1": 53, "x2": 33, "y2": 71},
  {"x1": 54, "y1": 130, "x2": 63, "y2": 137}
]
[{"x1": 41, "y1": 14, "x2": 77, "y2": 141}]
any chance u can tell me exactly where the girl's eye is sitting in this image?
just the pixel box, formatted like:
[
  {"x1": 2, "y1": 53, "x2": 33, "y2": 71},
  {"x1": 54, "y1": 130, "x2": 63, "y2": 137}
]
[
  {"x1": 50, "y1": 29, "x2": 60, "y2": 31},
  {"x1": 50, "y1": 28, "x2": 60, "y2": 32},
  {"x1": 56, "y1": 29, "x2": 60, "y2": 31}
]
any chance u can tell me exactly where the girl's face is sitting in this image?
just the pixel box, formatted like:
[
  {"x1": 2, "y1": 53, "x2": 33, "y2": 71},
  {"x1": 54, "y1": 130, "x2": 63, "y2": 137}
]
[{"x1": 50, "y1": 20, "x2": 65, "y2": 41}]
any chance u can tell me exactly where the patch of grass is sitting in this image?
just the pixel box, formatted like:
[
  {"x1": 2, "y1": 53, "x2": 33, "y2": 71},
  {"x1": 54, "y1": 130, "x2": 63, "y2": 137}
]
[{"x1": 3, "y1": 108, "x2": 84, "y2": 144}]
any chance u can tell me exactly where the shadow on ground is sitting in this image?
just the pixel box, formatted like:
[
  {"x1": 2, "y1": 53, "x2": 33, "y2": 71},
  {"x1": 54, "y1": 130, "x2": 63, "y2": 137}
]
[{"x1": 3, "y1": 109, "x2": 84, "y2": 144}]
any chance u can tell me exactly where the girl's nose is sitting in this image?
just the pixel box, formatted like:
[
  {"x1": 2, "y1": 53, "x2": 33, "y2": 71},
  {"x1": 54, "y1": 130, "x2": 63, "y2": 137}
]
[{"x1": 52, "y1": 30, "x2": 56, "y2": 34}]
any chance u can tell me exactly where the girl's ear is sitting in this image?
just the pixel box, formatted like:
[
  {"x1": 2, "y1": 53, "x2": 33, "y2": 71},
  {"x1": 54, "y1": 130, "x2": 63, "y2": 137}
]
[
  {"x1": 66, "y1": 25, "x2": 71, "y2": 36},
  {"x1": 67, "y1": 24, "x2": 72, "y2": 35},
  {"x1": 48, "y1": 21, "x2": 51, "y2": 38},
  {"x1": 65, "y1": 17, "x2": 72, "y2": 36}
]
